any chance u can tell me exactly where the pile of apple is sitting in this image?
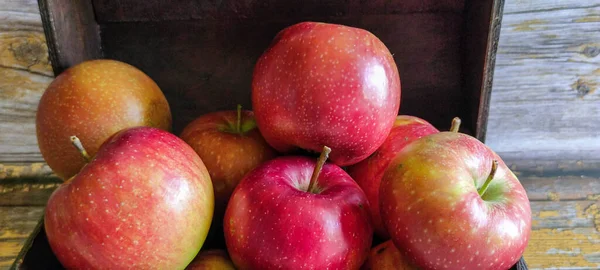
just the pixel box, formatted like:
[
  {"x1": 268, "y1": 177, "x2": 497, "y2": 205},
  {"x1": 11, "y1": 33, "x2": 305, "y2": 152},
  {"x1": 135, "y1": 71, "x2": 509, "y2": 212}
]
[{"x1": 36, "y1": 22, "x2": 531, "y2": 270}]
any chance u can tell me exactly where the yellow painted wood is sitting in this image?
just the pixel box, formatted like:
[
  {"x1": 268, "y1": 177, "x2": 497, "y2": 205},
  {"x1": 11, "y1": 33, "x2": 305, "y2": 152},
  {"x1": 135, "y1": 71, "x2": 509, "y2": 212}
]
[
  {"x1": 524, "y1": 198, "x2": 600, "y2": 269},
  {"x1": 0, "y1": 206, "x2": 44, "y2": 269}
]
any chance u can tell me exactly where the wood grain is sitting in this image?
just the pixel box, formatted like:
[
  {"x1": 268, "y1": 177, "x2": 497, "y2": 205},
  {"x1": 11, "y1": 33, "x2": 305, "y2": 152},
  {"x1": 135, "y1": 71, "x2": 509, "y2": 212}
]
[
  {"x1": 0, "y1": 0, "x2": 53, "y2": 164},
  {"x1": 0, "y1": 181, "x2": 60, "y2": 207},
  {"x1": 91, "y1": 0, "x2": 466, "y2": 22},
  {"x1": 0, "y1": 206, "x2": 44, "y2": 269},
  {"x1": 520, "y1": 175, "x2": 600, "y2": 201},
  {"x1": 38, "y1": 0, "x2": 102, "y2": 74},
  {"x1": 518, "y1": 173, "x2": 600, "y2": 269},
  {"x1": 526, "y1": 207, "x2": 600, "y2": 269},
  {"x1": 0, "y1": 163, "x2": 54, "y2": 180},
  {"x1": 486, "y1": 0, "x2": 600, "y2": 174}
]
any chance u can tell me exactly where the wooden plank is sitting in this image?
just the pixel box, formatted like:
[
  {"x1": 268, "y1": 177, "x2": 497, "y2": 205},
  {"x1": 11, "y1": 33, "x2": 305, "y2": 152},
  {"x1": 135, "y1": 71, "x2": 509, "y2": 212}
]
[
  {"x1": 0, "y1": 67, "x2": 51, "y2": 163},
  {"x1": 522, "y1": 175, "x2": 600, "y2": 269},
  {"x1": 0, "y1": 163, "x2": 54, "y2": 180},
  {"x1": 486, "y1": 0, "x2": 600, "y2": 173},
  {"x1": 0, "y1": 181, "x2": 59, "y2": 207},
  {"x1": 526, "y1": 228, "x2": 600, "y2": 270},
  {"x1": 38, "y1": 0, "x2": 102, "y2": 75},
  {"x1": 0, "y1": 163, "x2": 61, "y2": 207},
  {"x1": 0, "y1": 206, "x2": 44, "y2": 269},
  {"x1": 503, "y1": 1, "x2": 600, "y2": 14},
  {"x1": 463, "y1": 0, "x2": 505, "y2": 141},
  {"x1": 520, "y1": 175, "x2": 600, "y2": 201},
  {"x1": 530, "y1": 200, "x2": 599, "y2": 229},
  {"x1": 91, "y1": 0, "x2": 465, "y2": 22},
  {"x1": 0, "y1": 0, "x2": 53, "y2": 164},
  {"x1": 508, "y1": 158, "x2": 600, "y2": 176}
]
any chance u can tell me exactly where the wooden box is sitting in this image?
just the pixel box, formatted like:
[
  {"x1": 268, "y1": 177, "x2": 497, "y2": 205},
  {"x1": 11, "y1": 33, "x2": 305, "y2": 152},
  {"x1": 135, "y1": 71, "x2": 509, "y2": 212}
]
[{"x1": 14, "y1": 0, "x2": 529, "y2": 269}]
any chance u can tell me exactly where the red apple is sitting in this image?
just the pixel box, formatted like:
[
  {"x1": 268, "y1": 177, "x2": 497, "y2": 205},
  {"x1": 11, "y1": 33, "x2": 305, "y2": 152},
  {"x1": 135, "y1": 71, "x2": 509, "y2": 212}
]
[
  {"x1": 252, "y1": 21, "x2": 401, "y2": 166},
  {"x1": 224, "y1": 147, "x2": 373, "y2": 269},
  {"x1": 180, "y1": 105, "x2": 277, "y2": 247},
  {"x1": 379, "y1": 128, "x2": 531, "y2": 270},
  {"x1": 348, "y1": 115, "x2": 438, "y2": 239},
  {"x1": 44, "y1": 127, "x2": 214, "y2": 269},
  {"x1": 180, "y1": 106, "x2": 276, "y2": 218},
  {"x1": 186, "y1": 250, "x2": 236, "y2": 270},
  {"x1": 362, "y1": 240, "x2": 417, "y2": 270},
  {"x1": 36, "y1": 59, "x2": 172, "y2": 180}
]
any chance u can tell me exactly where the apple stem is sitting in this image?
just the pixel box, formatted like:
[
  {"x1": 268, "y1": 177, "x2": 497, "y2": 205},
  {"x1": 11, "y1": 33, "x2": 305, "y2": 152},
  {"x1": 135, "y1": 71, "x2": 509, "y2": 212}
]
[
  {"x1": 236, "y1": 104, "x2": 242, "y2": 134},
  {"x1": 450, "y1": 117, "x2": 461, "y2": 132},
  {"x1": 307, "y1": 146, "x2": 332, "y2": 193},
  {"x1": 70, "y1": 136, "x2": 91, "y2": 163},
  {"x1": 478, "y1": 160, "x2": 498, "y2": 197}
]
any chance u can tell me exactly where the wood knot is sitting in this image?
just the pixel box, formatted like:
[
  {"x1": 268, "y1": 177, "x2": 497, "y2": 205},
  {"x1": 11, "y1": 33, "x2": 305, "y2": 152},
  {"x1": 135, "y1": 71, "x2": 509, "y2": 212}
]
[
  {"x1": 547, "y1": 192, "x2": 560, "y2": 202},
  {"x1": 572, "y1": 79, "x2": 596, "y2": 98},
  {"x1": 582, "y1": 46, "x2": 600, "y2": 58},
  {"x1": 10, "y1": 40, "x2": 46, "y2": 67},
  {"x1": 583, "y1": 203, "x2": 600, "y2": 232}
]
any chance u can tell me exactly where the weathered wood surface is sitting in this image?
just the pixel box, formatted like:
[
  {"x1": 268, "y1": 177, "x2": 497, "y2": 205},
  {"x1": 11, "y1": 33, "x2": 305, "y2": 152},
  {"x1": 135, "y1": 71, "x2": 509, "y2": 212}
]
[
  {"x1": 0, "y1": 206, "x2": 44, "y2": 269},
  {"x1": 0, "y1": 0, "x2": 53, "y2": 163},
  {"x1": 485, "y1": 0, "x2": 600, "y2": 173},
  {"x1": 1, "y1": 175, "x2": 599, "y2": 269},
  {"x1": 522, "y1": 179, "x2": 600, "y2": 269}
]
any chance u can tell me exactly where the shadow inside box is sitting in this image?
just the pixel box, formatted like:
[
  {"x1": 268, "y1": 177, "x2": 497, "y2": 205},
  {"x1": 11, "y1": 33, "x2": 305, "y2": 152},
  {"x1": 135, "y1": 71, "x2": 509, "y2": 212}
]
[
  {"x1": 15, "y1": 223, "x2": 528, "y2": 270},
  {"x1": 15, "y1": 221, "x2": 63, "y2": 269}
]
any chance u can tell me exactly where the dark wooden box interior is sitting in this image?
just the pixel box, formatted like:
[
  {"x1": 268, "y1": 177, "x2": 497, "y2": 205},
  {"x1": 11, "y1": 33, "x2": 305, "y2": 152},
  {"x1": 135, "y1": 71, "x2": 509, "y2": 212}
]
[
  {"x1": 15, "y1": 0, "x2": 516, "y2": 268},
  {"x1": 40, "y1": 0, "x2": 504, "y2": 139}
]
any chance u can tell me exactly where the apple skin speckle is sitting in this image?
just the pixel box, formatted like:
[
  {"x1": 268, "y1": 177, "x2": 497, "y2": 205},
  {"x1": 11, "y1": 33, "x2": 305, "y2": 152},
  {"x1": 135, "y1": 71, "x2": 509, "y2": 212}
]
[
  {"x1": 347, "y1": 115, "x2": 438, "y2": 239},
  {"x1": 379, "y1": 132, "x2": 532, "y2": 270},
  {"x1": 224, "y1": 156, "x2": 373, "y2": 270},
  {"x1": 44, "y1": 127, "x2": 213, "y2": 269},
  {"x1": 179, "y1": 109, "x2": 277, "y2": 246},
  {"x1": 252, "y1": 22, "x2": 401, "y2": 167},
  {"x1": 36, "y1": 59, "x2": 172, "y2": 180}
]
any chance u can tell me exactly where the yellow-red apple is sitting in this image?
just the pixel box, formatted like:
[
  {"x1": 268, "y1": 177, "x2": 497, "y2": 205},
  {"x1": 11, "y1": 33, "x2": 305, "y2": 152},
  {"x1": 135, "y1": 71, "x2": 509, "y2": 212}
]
[
  {"x1": 348, "y1": 115, "x2": 438, "y2": 239},
  {"x1": 36, "y1": 59, "x2": 172, "y2": 179},
  {"x1": 44, "y1": 127, "x2": 213, "y2": 269}
]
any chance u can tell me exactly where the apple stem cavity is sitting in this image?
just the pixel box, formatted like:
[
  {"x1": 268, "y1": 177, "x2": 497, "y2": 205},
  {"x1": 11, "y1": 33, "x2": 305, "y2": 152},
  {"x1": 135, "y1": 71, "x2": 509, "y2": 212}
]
[
  {"x1": 70, "y1": 136, "x2": 91, "y2": 163},
  {"x1": 307, "y1": 146, "x2": 332, "y2": 193},
  {"x1": 450, "y1": 117, "x2": 461, "y2": 132},
  {"x1": 478, "y1": 160, "x2": 499, "y2": 197},
  {"x1": 236, "y1": 104, "x2": 242, "y2": 134}
]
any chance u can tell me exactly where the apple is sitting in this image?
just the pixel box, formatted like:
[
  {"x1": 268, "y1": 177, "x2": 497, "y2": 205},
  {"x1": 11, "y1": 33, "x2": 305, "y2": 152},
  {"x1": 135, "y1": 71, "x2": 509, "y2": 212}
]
[
  {"x1": 36, "y1": 59, "x2": 172, "y2": 180},
  {"x1": 224, "y1": 147, "x2": 373, "y2": 269},
  {"x1": 362, "y1": 240, "x2": 417, "y2": 270},
  {"x1": 252, "y1": 21, "x2": 401, "y2": 166},
  {"x1": 179, "y1": 105, "x2": 277, "y2": 247},
  {"x1": 348, "y1": 115, "x2": 438, "y2": 239},
  {"x1": 186, "y1": 250, "x2": 235, "y2": 270},
  {"x1": 379, "y1": 124, "x2": 531, "y2": 270},
  {"x1": 44, "y1": 127, "x2": 214, "y2": 269}
]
